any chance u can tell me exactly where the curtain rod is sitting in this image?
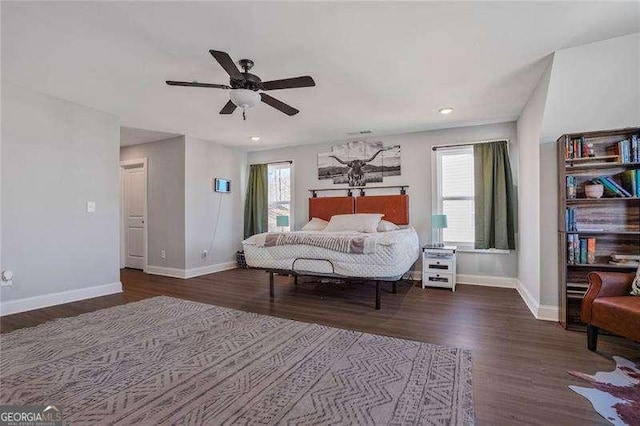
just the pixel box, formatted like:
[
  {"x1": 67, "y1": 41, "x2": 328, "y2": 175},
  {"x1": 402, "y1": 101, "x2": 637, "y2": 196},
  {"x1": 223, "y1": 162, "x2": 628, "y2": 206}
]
[
  {"x1": 431, "y1": 138, "x2": 509, "y2": 151},
  {"x1": 250, "y1": 160, "x2": 293, "y2": 165}
]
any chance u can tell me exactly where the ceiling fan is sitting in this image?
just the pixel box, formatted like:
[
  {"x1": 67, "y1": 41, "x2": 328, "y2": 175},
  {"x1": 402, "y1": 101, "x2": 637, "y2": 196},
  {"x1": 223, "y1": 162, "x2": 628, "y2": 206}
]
[{"x1": 166, "y1": 50, "x2": 315, "y2": 120}]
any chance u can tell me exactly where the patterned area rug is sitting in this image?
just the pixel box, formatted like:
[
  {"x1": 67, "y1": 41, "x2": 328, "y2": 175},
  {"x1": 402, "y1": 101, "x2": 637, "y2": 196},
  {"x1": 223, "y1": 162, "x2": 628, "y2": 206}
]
[
  {"x1": 569, "y1": 357, "x2": 640, "y2": 426},
  {"x1": 1, "y1": 296, "x2": 474, "y2": 425}
]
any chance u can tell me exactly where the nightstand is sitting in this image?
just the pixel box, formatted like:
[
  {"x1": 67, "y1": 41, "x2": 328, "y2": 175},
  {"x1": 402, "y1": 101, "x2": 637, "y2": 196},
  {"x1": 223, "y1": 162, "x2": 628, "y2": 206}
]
[{"x1": 422, "y1": 245, "x2": 457, "y2": 291}]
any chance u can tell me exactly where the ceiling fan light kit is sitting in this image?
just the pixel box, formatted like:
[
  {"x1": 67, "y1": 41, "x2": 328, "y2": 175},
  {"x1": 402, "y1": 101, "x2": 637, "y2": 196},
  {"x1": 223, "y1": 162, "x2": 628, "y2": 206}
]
[
  {"x1": 166, "y1": 49, "x2": 315, "y2": 120},
  {"x1": 230, "y1": 89, "x2": 260, "y2": 109}
]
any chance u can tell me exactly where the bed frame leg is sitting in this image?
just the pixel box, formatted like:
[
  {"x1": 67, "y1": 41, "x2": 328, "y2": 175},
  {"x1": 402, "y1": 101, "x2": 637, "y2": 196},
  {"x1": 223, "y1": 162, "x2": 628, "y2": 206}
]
[
  {"x1": 269, "y1": 272, "x2": 274, "y2": 298},
  {"x1": 392, "y1": 281, "x2": 397, "y2": 294},
  {"x1": 293, "y1": 275, "x2": 298, "y2": 286},
  {"x1": 375, "y1": 281, "x2": 381, "y2": 310}
]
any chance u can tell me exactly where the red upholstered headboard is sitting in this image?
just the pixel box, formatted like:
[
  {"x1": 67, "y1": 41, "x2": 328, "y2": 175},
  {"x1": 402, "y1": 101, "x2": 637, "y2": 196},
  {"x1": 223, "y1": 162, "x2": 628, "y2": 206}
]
[
  {"x1": 308, "y1": 194, "x2": 409, "y2": 225},
  {"x1": 309, "y1": 196, "x2": 355, "y2": 222},
  {"x1": 355, "y1": 195, "x2": 409, "y2": 225}
]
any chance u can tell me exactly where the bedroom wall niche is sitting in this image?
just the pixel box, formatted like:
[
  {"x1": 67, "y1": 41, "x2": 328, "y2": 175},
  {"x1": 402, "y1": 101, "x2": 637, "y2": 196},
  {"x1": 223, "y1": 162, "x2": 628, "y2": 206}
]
[
  {"x1": 120, "y1": 136, "x2": 247, "y2": 277},
  {"x1": 121, "y1": 136, "x2": 187, "y2": 271},
  {"x1": 247, "y1": 121, "x2": 519, "y2": 280}
]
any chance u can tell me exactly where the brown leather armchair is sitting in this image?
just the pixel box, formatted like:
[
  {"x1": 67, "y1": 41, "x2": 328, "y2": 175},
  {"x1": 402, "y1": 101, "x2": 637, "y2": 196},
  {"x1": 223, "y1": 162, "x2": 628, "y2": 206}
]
[{"x1": 581, "y1": 271, "x2": 640, "y2": 351}]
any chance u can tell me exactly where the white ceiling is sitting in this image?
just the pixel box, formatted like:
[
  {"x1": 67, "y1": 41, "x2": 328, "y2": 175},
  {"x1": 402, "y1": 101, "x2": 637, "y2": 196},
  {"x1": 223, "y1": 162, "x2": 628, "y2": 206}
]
[
  {"x1": 120, "y1": 126, "x2": 181, "y2": 146},
  {"x1": 2, "y1": 2, "x2": 639, "y2": 150}
]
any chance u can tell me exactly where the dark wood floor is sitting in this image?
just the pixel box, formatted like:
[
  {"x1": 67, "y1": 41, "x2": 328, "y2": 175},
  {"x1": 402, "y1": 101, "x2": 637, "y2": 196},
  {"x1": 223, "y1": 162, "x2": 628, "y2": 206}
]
[{"x1": 2, "y1": 268, "x2": 639, "y2": 425}]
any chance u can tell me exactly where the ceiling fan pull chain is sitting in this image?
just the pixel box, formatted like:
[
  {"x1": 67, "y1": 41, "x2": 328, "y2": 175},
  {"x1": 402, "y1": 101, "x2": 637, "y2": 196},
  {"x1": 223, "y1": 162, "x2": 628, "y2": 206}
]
[{"x1": 242, "y1": 107, "x2": 246, "y2": 121}]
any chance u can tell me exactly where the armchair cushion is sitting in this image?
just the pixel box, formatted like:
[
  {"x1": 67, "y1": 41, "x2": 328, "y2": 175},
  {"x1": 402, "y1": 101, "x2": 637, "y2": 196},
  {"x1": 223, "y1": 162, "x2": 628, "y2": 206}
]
[
  {"x1": 591, "y1": 297, "x2": 640, "y2": 342},
  {"x1": 582, "y1": 272, "x2": 634, "y2": 323}
]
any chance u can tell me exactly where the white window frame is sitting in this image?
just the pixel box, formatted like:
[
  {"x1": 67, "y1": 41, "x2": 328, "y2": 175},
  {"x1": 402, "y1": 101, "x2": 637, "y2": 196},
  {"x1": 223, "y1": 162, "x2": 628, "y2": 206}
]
[
  {"x1": 432, "y1": 146, "x2": 475, "y2": 250},
  {"x1": 431, "y1": 141, "x2": 511, "y2": 254},
  {"x1": 265, "y1": 160, "x2": 294, "y2": 232}
]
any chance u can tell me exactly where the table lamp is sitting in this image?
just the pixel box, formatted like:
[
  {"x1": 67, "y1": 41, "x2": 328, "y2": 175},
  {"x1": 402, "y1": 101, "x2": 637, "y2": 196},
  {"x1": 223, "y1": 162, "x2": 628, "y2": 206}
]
[
  {"x1": 431, "y1": 214, "x2": 448, "y2": 247},
  {"x1": 276, "y1": 215, "x2": 289, "y2": 232}
]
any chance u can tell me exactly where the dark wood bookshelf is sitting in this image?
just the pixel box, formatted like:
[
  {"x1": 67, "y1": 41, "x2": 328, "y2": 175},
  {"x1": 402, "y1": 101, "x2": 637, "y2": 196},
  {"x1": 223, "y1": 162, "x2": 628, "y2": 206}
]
[
  {"x1": 566, "y1": 197, "x2": 640, "y2": 204},
  {"x1": 566, "y1": 263, "x2": 638, "y2": 270},
  {"x1": 566, "y1": 161, "x2": 640, "y2": 171},
  {"x1": 566, "y1": 230, "x2": 640, "y2": 235},
  {"x1": 558, "y1": 127, "x2": 640, "y2": 330}
]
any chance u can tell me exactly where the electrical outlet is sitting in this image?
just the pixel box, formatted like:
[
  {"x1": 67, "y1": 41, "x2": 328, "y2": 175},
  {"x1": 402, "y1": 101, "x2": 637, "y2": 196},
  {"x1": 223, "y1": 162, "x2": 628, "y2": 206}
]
[
  {"x1": 86, "y1": 201, "x2": 96, "y2": 213},
  {"x1": 202, "y1": 250, "x2": 208, "y2": 259},
  {"x1": 161, "y1": 250, "x2": 166, "y2": 259},
  {"x1": 1, "y1": 270, "x2": 13, "y2": 287}
]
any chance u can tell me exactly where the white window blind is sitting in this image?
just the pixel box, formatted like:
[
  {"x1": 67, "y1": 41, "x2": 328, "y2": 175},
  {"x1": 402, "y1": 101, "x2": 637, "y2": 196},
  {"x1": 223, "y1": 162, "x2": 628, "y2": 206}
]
[
  {"x1": 435, "y1": 147, "x2": 475, "y2": 246},
  {"x1": 267, "y1": 163, "x2": 292, "y2": 232}
]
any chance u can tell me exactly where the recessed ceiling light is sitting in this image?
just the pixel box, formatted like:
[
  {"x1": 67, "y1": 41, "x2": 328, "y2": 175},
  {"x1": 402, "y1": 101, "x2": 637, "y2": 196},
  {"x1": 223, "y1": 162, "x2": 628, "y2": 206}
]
[
  {"x1": 439, "y1": 107, "x2": 454, "y2": 115},
  {"x1": 250, "y1": 136, "x2": 260, "y2": 141}
]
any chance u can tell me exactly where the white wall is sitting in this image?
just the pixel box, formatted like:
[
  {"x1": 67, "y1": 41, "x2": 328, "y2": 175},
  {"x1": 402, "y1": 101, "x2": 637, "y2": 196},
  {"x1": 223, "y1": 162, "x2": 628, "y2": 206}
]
[
  {"x1": 515, "y1": 60, "x2": 552, "y2": 311},
  {"x1": 185, "y1": 136, "x2": 246, "y2": 271},
  {"x1": 542, "y1": 33, "x2": 640, "y2": 143},
  {"x1": 1, "y1": 83, "x2": 121, "y2": 313},
  {"x1": 120, "y1": 137, "x2": 186, "y2": 270},
  {"x1": 248, "y1": 122, "x2": 519, "y2": 279},
  {"x1": 515, "y1": 33, "x2": 639, "y2": 319},
  {"x1": 538, "y1": 33, "x2": 640, "y2": 307}
]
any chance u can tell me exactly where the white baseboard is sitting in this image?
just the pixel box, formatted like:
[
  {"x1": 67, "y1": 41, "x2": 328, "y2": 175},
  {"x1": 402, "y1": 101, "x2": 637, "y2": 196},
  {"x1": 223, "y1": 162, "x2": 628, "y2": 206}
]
[
  {"x1": 146, "y1": 262, "x2": 237, "y2": 279},
  {"x1": 410, "y1": 271, "x2": 516, "y2": 288},
  {"x1": 456, "y1": 274, "x2": 517, "y2": 288},
  {"x1": 184, "y1": 261, "x2": 238, "y2": 279},
  {"x1": 145, "y1": 266, "x2": 188, "y2": 279},
  {"x1": 0, "y1": 281, "x2": 123, "y2": 316},
  {"x1": 515, "y1": 279, "x2": 559, "y2": 322},
  {"x1": 537, "y1": 304, "x2": 560, "y2": 322}
]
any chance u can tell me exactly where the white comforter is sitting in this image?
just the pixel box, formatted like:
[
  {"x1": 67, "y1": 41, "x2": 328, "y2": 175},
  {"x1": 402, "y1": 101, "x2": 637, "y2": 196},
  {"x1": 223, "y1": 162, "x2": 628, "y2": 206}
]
[{"x1": 242, "y1": 228, "x2": 420, "y2": 278}]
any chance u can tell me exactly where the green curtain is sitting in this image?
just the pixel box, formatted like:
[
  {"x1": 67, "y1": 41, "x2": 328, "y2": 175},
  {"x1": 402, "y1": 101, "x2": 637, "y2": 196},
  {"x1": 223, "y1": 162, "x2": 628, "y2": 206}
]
[
  {"x1": 244, "y1": 164, "x2": 268, "y2": 239},
  {"x1": 474, "y1": 141, "x2": 516, "y2": 250}
]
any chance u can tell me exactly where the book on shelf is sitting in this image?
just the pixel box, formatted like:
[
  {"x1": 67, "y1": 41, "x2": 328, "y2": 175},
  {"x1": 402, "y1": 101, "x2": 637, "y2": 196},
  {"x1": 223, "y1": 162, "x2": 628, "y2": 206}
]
[
  {"x1": 565, "y1": 136, "x2": 591, "y2": 159},
  {"x1": 565, "y1": 207, "x2": 578, "y2": 231},
  {"x1": 592, "y1": 176, "x2": 633, "y2": 197},
  {"x1": 579, "y1": 239, "x2": 587, "y2": 264},
  {"x1": 611, "y1": 254, "x2": 640, "y2": 261},
  {"x1": 587, "y1": 238, "x2": 596, "y2": 265},
  {"x1": 566, "y1": 175, "x2": 576, "y2": 199},
  {"x1": 606, "y1": 136, "x2": 639, "y2": 163},
  {"x1": 567, "y1": 289, "x2": 587, "y2": 298},
  {"x1": 609, "y1": 253, "x2": 640, "y2": 267},
  {"x1": 567, "y1": 282, "x2": 590, "y2": 290},
  {"x1": 617, "y1": 170, "x2": 638, "y2": 197},
  {"x1": 566, "y1": 234, "x2": 596, "y2": 265},
  {"x1": 609, "y1": 260, "x2": 640, "y2": 267}
]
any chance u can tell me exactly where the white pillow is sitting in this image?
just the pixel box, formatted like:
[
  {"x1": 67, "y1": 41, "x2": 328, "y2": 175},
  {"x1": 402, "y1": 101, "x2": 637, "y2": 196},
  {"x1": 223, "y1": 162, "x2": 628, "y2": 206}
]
[
  {"x1": 301, "y1": 217, "x2": 329, "y2": 231},
  {"x1": 377, "y1": 219, "x2": 400, "y2": 232},
  {"x1": 323, "y1": 214, "x2": 384, "y2": 233},
  {"x1": 631, "y1": 266, "x2": 640, "y2": 296}
]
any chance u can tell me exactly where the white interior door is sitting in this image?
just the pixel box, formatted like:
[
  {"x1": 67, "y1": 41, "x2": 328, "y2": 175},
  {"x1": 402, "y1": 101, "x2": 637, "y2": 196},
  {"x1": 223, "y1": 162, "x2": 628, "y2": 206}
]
[{"x1": 124, "y1": 166, "x2": 146, "y2": 269}]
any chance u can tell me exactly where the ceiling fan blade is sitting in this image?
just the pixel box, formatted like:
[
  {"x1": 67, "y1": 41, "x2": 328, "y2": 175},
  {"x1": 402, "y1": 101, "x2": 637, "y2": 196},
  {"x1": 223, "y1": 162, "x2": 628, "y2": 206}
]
[
  {"x1": 209, "y1": 50, "x2": 243, "y2": 80},
  {"x1": 166, "y1": 80, "x2": 230, "y2": 89},
  {"x1": 260, "y1": 93, "x2": 299, "y2": 116},
  {"x1": 219, "y1": 100, "x2": 237, "y2": 115},
  {"x1": 261, "y1": 76, "x2": 316, "y2": 91}
]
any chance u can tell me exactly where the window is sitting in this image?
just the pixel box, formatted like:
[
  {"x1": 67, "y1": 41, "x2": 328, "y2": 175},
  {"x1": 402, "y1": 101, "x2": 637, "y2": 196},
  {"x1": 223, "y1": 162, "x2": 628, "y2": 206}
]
[
  {"x1": 267, "y1": 162, "x2": 292, "y2": 232},
  {"x1": 434, "y1": 146, "x2": 474, "y2": 247}
]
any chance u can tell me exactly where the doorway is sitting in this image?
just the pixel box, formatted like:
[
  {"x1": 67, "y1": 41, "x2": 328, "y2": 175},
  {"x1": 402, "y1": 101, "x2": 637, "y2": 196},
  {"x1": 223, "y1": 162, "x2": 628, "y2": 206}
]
[{"x1": 120, "y1": 159, "x2": 147, "y2": 271}]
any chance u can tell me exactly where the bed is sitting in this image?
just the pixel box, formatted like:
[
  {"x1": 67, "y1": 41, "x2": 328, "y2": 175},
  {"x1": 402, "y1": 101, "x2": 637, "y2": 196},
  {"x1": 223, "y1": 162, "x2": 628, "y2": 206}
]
[{"x1": 241, "y1": 190, "x2": 420, "y2": 309}]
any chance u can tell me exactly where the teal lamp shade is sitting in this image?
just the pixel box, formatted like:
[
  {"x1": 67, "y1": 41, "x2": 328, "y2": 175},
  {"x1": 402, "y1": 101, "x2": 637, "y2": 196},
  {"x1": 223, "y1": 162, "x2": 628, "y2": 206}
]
[
  {"x1": 432, "y1": 214, "x2": 448, "y2": 229},
  {"x1": 276, "y1": 215, "x2": 289, "y2": 227}
]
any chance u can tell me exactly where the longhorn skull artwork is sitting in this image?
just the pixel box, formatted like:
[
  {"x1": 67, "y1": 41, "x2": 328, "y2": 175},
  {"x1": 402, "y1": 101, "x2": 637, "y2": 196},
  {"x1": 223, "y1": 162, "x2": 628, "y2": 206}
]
[{"x1": 318, "y1": 141, "x2": 401, "y2": 187}]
